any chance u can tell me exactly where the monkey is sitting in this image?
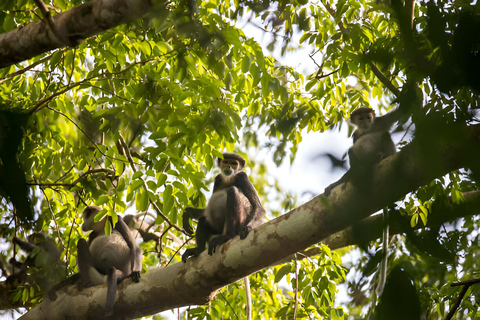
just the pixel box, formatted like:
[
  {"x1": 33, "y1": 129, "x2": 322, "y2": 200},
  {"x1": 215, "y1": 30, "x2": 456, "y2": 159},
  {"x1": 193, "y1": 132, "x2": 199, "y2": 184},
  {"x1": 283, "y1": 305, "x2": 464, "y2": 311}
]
[
  {"x1": 324, "y1": 107, "x2": 401, "y2": 196},
  {"x1": 124, "y1": 212, "x2": 183, "y2": 247},
  {"x1": 182, "y1": 152, "x2": 266, "y2": 262},
  {"x1": 123, "y1": 212, "x2": 160, "y2": 243},
  {"x1": 5, "y1": 234, "x2": 65, "y2": 295},
  {"x1": 324, "y1": 106, "x2": 403, "y2": 297},
  {"x1": 182, "y1": 152, "x2": 265, "y2": 320},
  {"x1": 76, "y1": 206, "x2": 143, "y2": 315}
]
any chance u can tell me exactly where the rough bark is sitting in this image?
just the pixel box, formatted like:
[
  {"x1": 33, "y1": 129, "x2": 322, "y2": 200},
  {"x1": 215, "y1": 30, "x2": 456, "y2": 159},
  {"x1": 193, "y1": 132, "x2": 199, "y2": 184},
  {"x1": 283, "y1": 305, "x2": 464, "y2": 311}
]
[
  {"x1": 0, "y1": 0, "x2": 153, "y2": 69},
  {"x1": 18, "y1": 124, "x2": 480, "y2": 319}
]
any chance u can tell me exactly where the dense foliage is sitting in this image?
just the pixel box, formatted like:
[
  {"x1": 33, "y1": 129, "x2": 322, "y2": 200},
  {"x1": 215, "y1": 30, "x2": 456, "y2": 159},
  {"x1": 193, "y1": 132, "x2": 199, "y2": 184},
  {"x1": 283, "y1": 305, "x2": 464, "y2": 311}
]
[{"x1": 0, "y1": 0, "x2": 479, "y2": 319}]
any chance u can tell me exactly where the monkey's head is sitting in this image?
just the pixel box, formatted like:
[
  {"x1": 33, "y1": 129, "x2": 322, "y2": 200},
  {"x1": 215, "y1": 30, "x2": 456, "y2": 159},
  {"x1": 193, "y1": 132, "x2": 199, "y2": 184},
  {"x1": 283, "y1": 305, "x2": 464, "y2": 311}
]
[
  {"x1": 350, "y1": 107, "x2": 375, "y2": 131},
  {"x1": 82, "y1": 205, "x2": 105, "y2": 232},
  {"x1": 218, "y1": 152, "x2": 245, "y2": 178}
]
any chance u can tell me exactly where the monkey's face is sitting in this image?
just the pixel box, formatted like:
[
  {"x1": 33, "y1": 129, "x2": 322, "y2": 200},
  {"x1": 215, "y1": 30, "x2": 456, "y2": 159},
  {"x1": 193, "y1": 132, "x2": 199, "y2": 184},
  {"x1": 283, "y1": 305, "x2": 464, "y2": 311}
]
[
  {"x1": 352, "y1": 112, "x2": 374, "y2": 130},
  {"x1": 220, "y1": 159, "x2": 239, "y2": 177},
  {"x1": 82, "y1": 206, "x2": 104, "y2": 232}
]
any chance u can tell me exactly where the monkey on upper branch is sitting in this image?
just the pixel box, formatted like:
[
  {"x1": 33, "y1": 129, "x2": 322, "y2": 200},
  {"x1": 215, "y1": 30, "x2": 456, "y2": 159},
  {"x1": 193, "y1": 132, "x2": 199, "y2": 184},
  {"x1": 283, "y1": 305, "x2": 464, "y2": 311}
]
[
  {"x1": 324, "y1": 106, "x2": 404, "y2": 297},
  {"x1": 324, "y1": 106, "x2": 402, "y2": 196},
  {"x1": 182, "y1": 152, "x2": 266, "y2": 262}
]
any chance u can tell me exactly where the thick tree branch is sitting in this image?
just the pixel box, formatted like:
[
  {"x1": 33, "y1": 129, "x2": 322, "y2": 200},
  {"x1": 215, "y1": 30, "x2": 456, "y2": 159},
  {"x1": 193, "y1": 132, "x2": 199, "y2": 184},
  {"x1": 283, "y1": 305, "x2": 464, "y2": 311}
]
[
  {"x1": 0, "y1": 0, "x2": 154, "y2": 69},
  {"x1": 298, "y1": 190, "x2": 480, "y2": 260},
  {"x1": 19, "y1": 124, "x2": 480, "y2": 319},
  {"x1": 5, "y1": 192, "x2": 479, "y2": 311}
]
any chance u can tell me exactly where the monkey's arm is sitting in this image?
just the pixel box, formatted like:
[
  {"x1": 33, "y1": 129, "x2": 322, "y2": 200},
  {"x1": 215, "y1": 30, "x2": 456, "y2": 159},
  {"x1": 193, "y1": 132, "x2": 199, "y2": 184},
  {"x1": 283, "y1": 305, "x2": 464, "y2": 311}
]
[
  {"x1": 370, "y1": 107, "x2": 402, "y2": 133},
  {"x1": 12, "y1": 236, "x2": 36, "y2": 253},
  {"x1": 182, "y1": 207, "x2": 205, "y2": 235},
  {"x1": 113, "y1": 217, "x2": 142, "y2": 282},
  {"x1": 324, "y1": 171, "x2": 351, "y2": 196},
  {"x1": 234, "y1": 172, "x2": 266, "y2": 233}
]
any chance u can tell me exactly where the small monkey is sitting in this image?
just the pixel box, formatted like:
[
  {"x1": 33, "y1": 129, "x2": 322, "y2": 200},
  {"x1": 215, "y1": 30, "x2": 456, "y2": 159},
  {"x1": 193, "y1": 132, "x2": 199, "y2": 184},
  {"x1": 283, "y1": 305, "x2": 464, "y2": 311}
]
[{"x1": 324, "y1": 107, "x2": 400, "y2": 196}]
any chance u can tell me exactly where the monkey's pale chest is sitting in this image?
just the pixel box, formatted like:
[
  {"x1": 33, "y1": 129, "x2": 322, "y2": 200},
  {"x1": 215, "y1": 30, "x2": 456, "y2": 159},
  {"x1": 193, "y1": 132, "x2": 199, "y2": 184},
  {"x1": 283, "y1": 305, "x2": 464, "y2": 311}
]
[
  {"x1": 205, "y1": 188, "x2": 250, "y2": 233},
  {"x1": 349, "y1": 131, "x2": 395, "y2": 164},
  {"x1": 89, "y1": 232, "x2": 131, "y2": 274}
]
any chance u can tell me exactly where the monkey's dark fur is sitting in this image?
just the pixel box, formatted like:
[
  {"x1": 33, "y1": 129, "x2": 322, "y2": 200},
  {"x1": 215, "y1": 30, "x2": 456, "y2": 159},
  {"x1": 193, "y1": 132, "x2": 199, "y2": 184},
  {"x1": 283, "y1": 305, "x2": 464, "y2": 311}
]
[{"x1": 182, "y1": 152, "x2": 266, "y2": 262}]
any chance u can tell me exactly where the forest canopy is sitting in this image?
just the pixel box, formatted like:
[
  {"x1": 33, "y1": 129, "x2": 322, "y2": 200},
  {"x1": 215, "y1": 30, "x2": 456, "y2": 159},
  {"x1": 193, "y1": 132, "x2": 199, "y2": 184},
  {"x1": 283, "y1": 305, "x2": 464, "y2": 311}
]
[{"x1": 0, "y1": 0, "x2": 480, "y2": 319}]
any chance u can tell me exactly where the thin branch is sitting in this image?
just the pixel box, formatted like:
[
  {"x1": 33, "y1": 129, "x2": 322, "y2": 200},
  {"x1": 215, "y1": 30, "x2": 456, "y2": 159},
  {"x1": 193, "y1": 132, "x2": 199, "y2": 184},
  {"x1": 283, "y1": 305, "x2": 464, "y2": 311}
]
[
  {"x1": 29, "y1": 83, "x2": 82, "y2": 114},
  {"x1": 446, "y1": 277, "x2": 480, "y2": 319},
  {"x1": 53, "y1": 165, "x2": 75, "y2": 183},
  {"x1": 40, "y1": 188, "x2": 65, "y2": 248},
  {"x1": 451, "y1": 277, "x2": 480, "y2": 287},
  {"x1": 322, "y1": 0, "x2": 347, "y2": 34},
  {"x1": 63, "y1": 210, "x2": 77, "y2": 274},
  {"x1": 0, "y1": 52, "x2": 58, "y2": 84},
  {"x1": 46, "y1": 106, "x2": 129, "y2": 163},
  {"x1": 293, "y1": 255, "x2": 298, "y2": 319},
  {"x1": 445, "y1": 285, "x2": 470, "y2": 320},
  {"x1": 28, "y1": 182, "x2": 74, "y2": 187},
  {"x1": 89, "y1": 84, "x2": 135, "y2": 103},
  {"x1": 118, "y1": 135, "x2": 182, "y2": 233},
  {"x1": 28, "y1": 58, "x2": 154, "y2": 115},
  {"x1": 27, "y1": 168, "x2": 115, "y2": 188},
  {"x1": 320, "y1": 0, "x2": 400, "y2": 96},
  {"x1": 368, "y1": 61, "x2": 401, "y2": 97}
]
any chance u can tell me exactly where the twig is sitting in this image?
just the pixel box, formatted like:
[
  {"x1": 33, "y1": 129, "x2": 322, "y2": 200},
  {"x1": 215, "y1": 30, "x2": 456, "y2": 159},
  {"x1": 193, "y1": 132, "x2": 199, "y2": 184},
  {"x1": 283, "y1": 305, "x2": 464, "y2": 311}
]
[
  {"x1": 28, "y1": 59, "x2": 155, "y2": 115},
  {"x1": 46, "y1": 106, "x2": 129, "y2": 163},
  {"x1": 293, "y1": 255, "x2": 299, "y2": 319},
  {"x1": 0, "y1": 52, "x2": 58, "y2": 84},
  {"x1": 445, "y1": 277, "x2": 480, "y2": 320},
  {"x1": 118, "y1": 136, "x2": 182, "y2": 233},
  {"x1": 40, "y1": 188, "x2": 65, "y2": 248},
  {"x1": 451, "y1": 277, "x2": 480, "y2": 287},
  {"x1": 445, "y1": 285, "x2": 470, "y2": 320},
  {"x1": 322, "y1": 0, "x2": 347, "y2": 34},
  {"x1": 367, "y1": 61, "x2": 401, "y2": 97},
  {"x1": 27, "y1": 168, "x2": 115, "y2": 188}
]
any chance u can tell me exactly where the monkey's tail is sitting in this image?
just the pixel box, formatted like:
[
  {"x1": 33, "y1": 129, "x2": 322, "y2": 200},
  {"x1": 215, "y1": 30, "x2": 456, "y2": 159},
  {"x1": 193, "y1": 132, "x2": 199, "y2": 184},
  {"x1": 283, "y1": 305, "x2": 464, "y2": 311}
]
[
  {"x1": 243, "y1": 276, "x2": 252, "y2": 320},
  {"x1": 375, "y1": 207, "x2": 389, "y2": 296}
]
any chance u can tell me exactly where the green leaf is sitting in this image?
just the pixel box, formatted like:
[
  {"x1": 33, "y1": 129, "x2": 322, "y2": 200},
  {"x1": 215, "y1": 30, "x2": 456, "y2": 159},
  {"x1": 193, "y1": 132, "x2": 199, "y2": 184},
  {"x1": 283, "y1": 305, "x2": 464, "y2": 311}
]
[
  {"x1": 130, "y1": 179, "x2": 144, "y2": 191},
  {"x1": 136, "y1": 188, "x2": 148, "y2": 212},
  {"x1": 275, "y1": 265, "x2": 292, "y2": 283}
]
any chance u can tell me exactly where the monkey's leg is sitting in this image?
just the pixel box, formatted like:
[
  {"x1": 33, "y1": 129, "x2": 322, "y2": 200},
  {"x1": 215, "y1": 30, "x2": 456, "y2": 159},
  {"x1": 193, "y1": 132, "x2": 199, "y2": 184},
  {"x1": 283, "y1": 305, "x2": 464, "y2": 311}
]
[
  {"x1": 208, "y1": 187, "x2": 245, "y2": 255},
  {"x1": 105, "y1": 267, "x2": 129, "y2": 316},
  {"x1": 324, "y1": 171, "x2": 350, "y2": 196},
  {"x1": 182, "y1": 217, "x2": 210, "y2": 262},
  {"x1": 77, "y1": 239, "x2": 95, "y2": 287},
  {"x1": 113, "y1": 217, "x2": 143, "y2": 280},
  {"x1": 12, "y1": 236, "x2": 36, "y2": 253}
]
